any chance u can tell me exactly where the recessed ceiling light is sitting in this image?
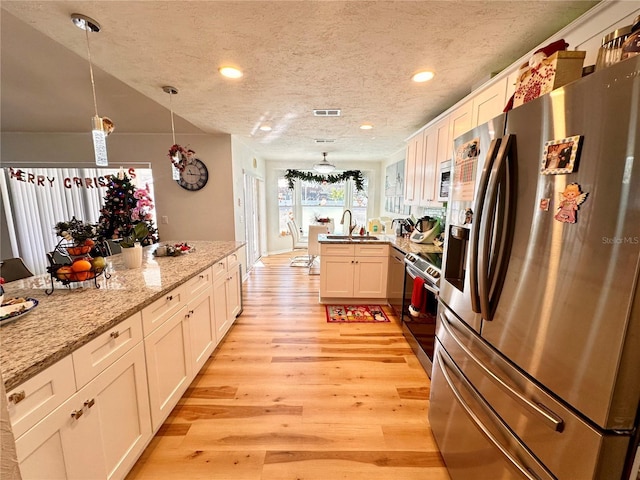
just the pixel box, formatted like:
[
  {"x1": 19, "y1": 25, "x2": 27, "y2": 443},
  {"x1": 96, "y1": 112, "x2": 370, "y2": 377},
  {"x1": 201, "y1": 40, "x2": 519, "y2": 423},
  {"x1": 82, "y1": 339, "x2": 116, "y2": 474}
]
[
  {"x1": 259, "y1": 125, "x2": 272, "y2": 132},
  {"x1": 219, "y1": 66, "x2": 243, "y2": 79},
  {"x1": 360, "y1": 124, "x2": 373, "y2": 130},
  {"x1": 412, "y1": 70, "x2": 435, "y2": 83}
]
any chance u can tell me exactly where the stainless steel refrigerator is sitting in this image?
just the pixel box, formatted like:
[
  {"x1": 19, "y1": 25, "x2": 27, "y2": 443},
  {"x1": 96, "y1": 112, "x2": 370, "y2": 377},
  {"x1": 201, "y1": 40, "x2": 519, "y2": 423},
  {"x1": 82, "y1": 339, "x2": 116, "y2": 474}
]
[{"x1": 430, "y1": 56, "x2": 640, "y2": 480}]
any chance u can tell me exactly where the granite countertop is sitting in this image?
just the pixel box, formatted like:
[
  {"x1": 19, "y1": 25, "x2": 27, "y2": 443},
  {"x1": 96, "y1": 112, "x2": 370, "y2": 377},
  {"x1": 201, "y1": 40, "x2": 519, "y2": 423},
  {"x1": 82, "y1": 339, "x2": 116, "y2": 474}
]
[
  {"x1": 0, "y1": 240, "x2": 244, "y2": 391},
  {"x1": 319, "y1": 233, "x2": 443, "y2": 256}
]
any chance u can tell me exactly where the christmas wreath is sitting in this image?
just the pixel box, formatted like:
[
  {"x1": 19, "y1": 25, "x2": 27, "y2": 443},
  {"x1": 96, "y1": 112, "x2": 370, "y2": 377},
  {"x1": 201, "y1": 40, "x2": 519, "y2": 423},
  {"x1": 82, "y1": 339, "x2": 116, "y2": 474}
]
[
  {"x1": 285, "y1": 169, "x2": 365, "y2": 192},
  {"x1": 168, "y1": 144, "x2": 188, "y2": 172}
]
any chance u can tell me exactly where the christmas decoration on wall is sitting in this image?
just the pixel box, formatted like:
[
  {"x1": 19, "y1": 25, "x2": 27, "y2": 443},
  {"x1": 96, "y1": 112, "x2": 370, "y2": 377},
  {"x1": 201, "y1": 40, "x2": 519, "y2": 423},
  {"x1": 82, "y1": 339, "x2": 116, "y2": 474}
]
[
  {"x1": 97, "y1": 168, "x2": 159, "y2": 246},
  {"x1": 285, "y1": 169, "x2": 365, "y2": 192}
]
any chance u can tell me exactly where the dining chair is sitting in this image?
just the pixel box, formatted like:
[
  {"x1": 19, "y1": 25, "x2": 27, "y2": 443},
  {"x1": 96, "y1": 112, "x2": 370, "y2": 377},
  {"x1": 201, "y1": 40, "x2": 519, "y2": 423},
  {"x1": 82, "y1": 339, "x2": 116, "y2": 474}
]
[
  {"x1": 1, "y1": 257, "x2": 34, "y2": 282},
  {"x1": 287, "y1": 220, "x2": 310, "y2": 267},
  {"x1": 307, "y1": 224, "x2": 330, "y2": 274}
]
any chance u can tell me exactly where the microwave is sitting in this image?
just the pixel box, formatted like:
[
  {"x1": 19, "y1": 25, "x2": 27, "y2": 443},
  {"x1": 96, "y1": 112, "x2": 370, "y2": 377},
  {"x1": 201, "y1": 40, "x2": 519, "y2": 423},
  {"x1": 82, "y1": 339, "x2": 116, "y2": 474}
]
[{"x1": 437, "y1": 160, "x2": 451, "y2": 202}]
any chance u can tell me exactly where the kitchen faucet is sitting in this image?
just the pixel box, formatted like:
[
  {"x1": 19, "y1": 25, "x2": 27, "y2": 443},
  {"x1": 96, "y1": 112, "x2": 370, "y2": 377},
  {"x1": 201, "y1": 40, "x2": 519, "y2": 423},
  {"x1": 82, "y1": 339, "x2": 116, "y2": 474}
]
[{"x1": 340, "y1": 209, "x2": 356, "y2": 237}]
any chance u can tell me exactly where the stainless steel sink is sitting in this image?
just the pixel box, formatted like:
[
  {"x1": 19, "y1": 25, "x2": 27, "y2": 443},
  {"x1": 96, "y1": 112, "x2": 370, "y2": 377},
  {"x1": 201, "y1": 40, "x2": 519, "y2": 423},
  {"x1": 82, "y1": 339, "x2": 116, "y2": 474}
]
[{"x1": 325, "y1": 235, "x2": 380, "y2": 241}]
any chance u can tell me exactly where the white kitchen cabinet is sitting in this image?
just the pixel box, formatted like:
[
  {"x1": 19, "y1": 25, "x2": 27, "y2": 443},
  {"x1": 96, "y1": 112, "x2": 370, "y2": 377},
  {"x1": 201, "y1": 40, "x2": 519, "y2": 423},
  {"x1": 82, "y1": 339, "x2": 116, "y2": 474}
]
[
  {"x1": 16, "y1": 343, "x2": 151, "y2": 480},
  {"x1": 7, "y1": 356, "x2": 76, "y2": 440},
  {"x1": 448, "y1": 101, "x2": 473, "y2": 149},
  {"x1": 212, "y1": 260, "x2": 241, "y2": 343},
  {"x1": 186, "y1": 287, "x2": 216, "y2": 374},
  {"x1": 140, "y1": 285, "x2": 187, "y2": 336},
  {"x1": 403, "y1": 130, "x2": 424, "y2": 205},
  {"x1": 320, "y1": 244, "x2": 389, "y2": 300},
  {"x1": 419, "y1": 126, "x2": 438, "y2": 205},
  {"x1": 471, "y1": 77, "x2": 509, "y2": 127},
  {"x1": 143, "y1": 304, "x2": 191, "y2": 431}
]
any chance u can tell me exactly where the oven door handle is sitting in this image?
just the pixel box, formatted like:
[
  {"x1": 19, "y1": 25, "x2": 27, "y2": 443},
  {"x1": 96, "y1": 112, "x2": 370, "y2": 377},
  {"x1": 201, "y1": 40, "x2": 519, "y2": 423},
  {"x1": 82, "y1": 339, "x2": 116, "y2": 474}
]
[{"x1": 406, "y1": 266, "x2": 439, "y2": 295}]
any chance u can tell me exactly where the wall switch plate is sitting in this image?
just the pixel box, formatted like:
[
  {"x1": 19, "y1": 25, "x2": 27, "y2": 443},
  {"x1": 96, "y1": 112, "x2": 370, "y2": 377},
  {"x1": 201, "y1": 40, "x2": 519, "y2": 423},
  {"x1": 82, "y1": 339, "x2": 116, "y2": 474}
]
[{"x1": 161, "y1": 216, "x2": 169, "y2": 224}]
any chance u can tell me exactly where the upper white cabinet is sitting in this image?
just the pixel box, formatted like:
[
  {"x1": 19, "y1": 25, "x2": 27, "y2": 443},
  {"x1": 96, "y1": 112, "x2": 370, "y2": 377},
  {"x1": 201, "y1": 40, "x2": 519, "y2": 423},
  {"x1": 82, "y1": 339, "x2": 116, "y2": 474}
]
[
  {"x1": 471, "y1": 77, "x2": 509, "y2": 128},
  {"x1": 404, "y1": 130, "x2": 424, "y2": 205}
]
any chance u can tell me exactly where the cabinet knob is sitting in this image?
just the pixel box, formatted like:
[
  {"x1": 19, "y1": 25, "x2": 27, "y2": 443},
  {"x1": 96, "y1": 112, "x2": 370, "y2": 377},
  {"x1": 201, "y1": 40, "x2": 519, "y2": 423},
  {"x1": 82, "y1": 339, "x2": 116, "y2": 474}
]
[
  {"x1": 71, "y1": 409, "x2": 83, "y2": 420},
  {"x1": 199, "y1": 274, "x2": 205, "y2": 279},
  {"x1": 110, "y1": 331, "x2": 120, "y2": 339},
  {"x1": 8, "y1": 390, "x2": 25, "y2": 404},
  {"x1": 84, "y1": 398, "x2": 95, "y2": 409},
  {"x1": 166, "y1": 295, "x2": 173, "y2": 301}
]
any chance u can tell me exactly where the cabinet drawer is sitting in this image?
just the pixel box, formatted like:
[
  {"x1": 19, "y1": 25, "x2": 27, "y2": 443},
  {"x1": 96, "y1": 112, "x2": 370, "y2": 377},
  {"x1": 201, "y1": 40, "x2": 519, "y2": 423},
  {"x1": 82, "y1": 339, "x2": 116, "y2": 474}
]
[
  {"x1": 226, "y1": 251, "x2": 240, "y2": 270},
  {"x1": 183, "y1": 266, "x2": 213, "y2": 301},
  {"x1": 141, "y1": 285, "x2": 186, "y2": 336},
  {"x1": 321, "y1": 244, "x2": 354, "y2": 256},
  {"x1": 7, "y1": 356, "x2": 76, "y2": 439},
  {"x1": 212, "y1": 257, "x2": 227, "y2": 279},
  {"x1": 72, "y1": 312, "x2": 143, "y2": 389},
  {"x1": 355, "y1": 244, "x2": 388, "y2": 256}
]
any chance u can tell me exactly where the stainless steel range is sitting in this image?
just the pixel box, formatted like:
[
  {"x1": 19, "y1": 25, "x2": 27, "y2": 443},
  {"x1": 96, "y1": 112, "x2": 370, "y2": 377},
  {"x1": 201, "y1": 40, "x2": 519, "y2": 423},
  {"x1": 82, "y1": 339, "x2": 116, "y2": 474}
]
[{"x1": 401, "y1": 251, "x2": 442, "y2": 376}]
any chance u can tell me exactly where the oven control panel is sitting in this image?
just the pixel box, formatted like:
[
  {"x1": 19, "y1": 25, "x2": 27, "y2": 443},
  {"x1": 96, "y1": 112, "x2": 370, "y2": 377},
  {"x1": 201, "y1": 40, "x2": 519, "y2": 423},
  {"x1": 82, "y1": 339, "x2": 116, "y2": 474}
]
[{"x1": 405, "y1": 253, "x2": 441, "y2": 286}]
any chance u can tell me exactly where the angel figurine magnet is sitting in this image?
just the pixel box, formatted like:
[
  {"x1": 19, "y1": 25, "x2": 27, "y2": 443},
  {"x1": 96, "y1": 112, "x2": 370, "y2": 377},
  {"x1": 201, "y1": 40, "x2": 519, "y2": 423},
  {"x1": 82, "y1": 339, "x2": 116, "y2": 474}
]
[{"x1": 554, "y1": 183, "x2": 588, "y2": 224}]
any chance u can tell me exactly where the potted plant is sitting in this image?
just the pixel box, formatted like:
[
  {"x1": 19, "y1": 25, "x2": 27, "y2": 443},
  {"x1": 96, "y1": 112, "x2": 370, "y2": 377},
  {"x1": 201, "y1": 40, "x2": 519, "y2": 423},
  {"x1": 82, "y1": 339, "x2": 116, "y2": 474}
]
[{"x1": 120, "y1": 223, "x2": 149, "y2": 269}]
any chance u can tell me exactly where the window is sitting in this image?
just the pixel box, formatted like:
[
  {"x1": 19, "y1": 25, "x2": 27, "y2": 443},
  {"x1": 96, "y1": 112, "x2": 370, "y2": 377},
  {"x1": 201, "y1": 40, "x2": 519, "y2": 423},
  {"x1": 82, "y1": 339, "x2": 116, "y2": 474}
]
[
  {"x1": 277, "y1": 171, "x2": 370, "y2": 236},
  {"x1": 1, "y1": 166, "x2": 156, "y2": 275}
]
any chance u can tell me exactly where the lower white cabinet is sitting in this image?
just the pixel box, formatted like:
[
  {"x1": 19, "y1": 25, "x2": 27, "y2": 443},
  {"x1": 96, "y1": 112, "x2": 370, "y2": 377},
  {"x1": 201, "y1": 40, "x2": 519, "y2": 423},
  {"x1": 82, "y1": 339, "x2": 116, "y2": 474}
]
[
  {"x1": 16, "y1": 343, "x2": 151, "y2": 480},
  {"x1": 213, "y1": 262, "x2": 241, "y2": 342},
  {"x1": 186, "y1": 287, "x2": 216, "y2": 374},
  {"x1": 144, "y1": 305, "x2": 191, "y2": 431},
  {"x1": 320, "y1": 244, "x2": 389, "y2": 300}
]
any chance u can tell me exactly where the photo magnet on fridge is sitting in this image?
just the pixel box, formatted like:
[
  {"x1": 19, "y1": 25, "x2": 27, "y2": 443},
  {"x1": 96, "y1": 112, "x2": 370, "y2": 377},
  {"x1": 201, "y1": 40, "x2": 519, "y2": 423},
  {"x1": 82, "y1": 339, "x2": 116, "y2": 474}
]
[
  {"x1": 541, "y1": 135, "x2": 582, "y2": 175},
  {"x1": 554, "y1": 183, "x2": 588, "y2": 224}
]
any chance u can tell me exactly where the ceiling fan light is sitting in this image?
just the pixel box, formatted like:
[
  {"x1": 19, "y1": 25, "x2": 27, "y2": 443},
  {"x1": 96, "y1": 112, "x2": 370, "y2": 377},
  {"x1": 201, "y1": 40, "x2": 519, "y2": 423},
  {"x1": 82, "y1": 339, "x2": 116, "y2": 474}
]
[
  {"x1": 313, "y1": 152, "x2": 335, "y2": 173},
  {"x1": 219, "y1": 66, "x2": 243, "y2": 79}
]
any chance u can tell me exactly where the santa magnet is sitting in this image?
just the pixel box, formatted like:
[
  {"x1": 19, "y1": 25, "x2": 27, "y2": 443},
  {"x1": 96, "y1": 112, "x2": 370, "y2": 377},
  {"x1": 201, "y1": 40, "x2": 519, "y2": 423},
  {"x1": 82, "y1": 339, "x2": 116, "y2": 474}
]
[{"x1": 554, "y1": 183, "x2": 588, "y2": 224}]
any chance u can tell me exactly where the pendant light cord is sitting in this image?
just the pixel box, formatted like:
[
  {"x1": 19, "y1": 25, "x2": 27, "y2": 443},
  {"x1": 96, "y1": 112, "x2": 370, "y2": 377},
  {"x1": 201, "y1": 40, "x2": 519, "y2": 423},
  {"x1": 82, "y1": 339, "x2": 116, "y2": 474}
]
[
  {"x1": 168, "y1": 92, "x2": 176, "y2": 145},
  {"x1": 84, "y1": 27, "x2": 99, "y2": 118}
]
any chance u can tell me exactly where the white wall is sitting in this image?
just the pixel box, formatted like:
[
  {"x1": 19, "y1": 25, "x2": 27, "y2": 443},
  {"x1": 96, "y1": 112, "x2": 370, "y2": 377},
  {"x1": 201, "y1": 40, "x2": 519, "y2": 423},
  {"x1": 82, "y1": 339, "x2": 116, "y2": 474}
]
[
  {"x1": 1, "y1": 132, "x2": 236, "y2": 260},
  {"x1": 380, "y1": 148, "x2": 407, "y2": 220}
]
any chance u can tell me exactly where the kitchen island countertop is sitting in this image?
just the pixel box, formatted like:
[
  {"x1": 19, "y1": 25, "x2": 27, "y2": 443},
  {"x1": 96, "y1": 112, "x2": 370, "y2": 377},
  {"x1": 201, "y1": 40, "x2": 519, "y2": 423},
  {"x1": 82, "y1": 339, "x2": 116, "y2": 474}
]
[
  {"x1": 319, "y1": 233, "x2": 443, "y2": 256},
  {"x1": 0, "y1": 241, "x2": 244, "y2": 391}
]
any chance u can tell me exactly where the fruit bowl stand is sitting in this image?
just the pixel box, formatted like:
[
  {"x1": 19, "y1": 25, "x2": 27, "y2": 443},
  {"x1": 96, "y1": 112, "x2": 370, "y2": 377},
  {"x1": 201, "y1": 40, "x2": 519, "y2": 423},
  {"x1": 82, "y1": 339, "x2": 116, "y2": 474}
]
[{"x1": 45, "y1": 240, "x2": 111, "y2": 295}]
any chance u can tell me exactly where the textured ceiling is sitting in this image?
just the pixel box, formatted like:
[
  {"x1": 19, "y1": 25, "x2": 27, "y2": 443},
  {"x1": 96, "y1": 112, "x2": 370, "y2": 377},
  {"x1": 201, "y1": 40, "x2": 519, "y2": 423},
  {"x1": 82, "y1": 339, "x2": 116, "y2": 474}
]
[{"x1": 1, "y1": 1, "x2": 599, "y2": 163}]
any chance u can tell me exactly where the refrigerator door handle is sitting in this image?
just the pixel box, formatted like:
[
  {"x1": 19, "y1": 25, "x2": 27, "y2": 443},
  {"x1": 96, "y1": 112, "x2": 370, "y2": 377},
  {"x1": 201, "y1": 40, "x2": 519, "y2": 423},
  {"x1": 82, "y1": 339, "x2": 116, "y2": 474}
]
[
  {"x1": 440, "y1": 308, "x2": 565, "y2": 432},
  {"x1": 435, "y1": 348, "x2": 553, "y2": 480},
  {"x1": 469, "y1": 137, "x2": 502, "y2": 314},
  {"x1": 478, "y1": 134, "x2": 517, "y2": 321}
]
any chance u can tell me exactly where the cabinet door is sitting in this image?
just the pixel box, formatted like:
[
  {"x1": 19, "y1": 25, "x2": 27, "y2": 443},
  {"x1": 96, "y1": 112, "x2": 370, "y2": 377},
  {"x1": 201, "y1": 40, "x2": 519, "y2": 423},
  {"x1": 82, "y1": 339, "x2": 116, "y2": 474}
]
[
  {"x1": 226, "y1": 264, "x2": 242, "y2": 320},
  {"x1": 404, "y1": 131, "x2": 424, "y2": 205},
  {"x1": 144, "y1": 306, "x2": 191, "y2": 431},
  {"x1": 471, "y1": 77, "x2": 508, "y2": 127},
  {"x1": 16, "y1": 391, "x2": 106, "y2": 480},
  {"x1": 213, "y1": 274, "x2": 232, "y2": 342},
  {"x1": 320, "y1": 256, "x2": 354, "y2": 297},
  {"x1": 183, "y1": 267, "x2": 213, "y2": 302},
  {"x1": 186, "y1": 288, "x2": 216, "y2": 373},
  {"x1": 353, "y1": 256, "x2": 388, "y2": 298},
  {"x1": 82, "y1": 343, "x2": 151, "y2": 480},
  {"x1": 419, "y1": 127, "x2": 438, "y2": 204},
  {"x1": 141, "y1": 286, "x2": 186, "y2": 336},
  {"x1": 448, "y1": 101, "x2": 473, "y2": 146}
]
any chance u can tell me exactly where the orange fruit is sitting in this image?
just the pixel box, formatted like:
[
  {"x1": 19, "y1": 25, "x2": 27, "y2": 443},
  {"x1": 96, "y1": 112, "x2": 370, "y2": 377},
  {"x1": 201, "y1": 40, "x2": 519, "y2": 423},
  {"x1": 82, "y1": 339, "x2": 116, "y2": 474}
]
[
  {"x1": 83, "y1": 239, "x2": 95, "y2": 247},
  {"x1": 71, "y1": 259, "x2": 92, "y2": 281},
  {"x1": 56, "y1": 265, "x2": 73, "y2": 281}
]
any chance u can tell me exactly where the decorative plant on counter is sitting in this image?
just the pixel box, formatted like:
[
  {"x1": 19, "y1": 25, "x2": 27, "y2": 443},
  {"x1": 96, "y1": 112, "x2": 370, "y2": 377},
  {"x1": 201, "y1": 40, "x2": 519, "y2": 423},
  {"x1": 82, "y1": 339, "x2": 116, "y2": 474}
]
[
  {"x1": 120, "y1": 222, "x2": 150, "y2": 248},
  {"x1": 285, "y1": 169, "x2": 365, "y2": 192}
]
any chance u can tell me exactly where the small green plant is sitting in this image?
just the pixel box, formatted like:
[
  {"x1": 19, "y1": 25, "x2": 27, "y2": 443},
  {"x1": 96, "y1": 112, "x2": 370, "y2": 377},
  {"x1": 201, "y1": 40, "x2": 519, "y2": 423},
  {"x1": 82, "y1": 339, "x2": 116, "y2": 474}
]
[{"x1": 120, "y1": 223, "x2": 149, "y2": 248}]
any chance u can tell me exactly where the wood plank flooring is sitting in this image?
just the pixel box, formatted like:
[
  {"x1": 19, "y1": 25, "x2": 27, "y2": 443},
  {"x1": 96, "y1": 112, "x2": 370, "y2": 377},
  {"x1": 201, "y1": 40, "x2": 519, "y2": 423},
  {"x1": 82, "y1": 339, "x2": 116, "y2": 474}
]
[{"x1": 126, "y1": 253, "x2": 450, "y2": 480}]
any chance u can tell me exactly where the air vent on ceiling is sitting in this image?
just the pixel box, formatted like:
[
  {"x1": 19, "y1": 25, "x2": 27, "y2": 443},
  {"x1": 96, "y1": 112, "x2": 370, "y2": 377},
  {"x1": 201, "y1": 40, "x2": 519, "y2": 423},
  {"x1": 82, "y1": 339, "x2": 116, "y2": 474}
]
[
  {"x1": 313, "y1": 109, "x2": 341, "y2": 117},
  {"x1": 314, "y1": 139, "x2": 336, "y2": 144}
]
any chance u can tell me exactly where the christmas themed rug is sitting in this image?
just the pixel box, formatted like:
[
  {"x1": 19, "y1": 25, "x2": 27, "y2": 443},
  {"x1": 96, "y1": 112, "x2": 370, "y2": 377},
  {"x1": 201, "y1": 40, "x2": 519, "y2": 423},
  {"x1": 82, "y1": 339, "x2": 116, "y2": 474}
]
[{"x1": 325, "y1": 305, "x2": 390, "y2": 323}]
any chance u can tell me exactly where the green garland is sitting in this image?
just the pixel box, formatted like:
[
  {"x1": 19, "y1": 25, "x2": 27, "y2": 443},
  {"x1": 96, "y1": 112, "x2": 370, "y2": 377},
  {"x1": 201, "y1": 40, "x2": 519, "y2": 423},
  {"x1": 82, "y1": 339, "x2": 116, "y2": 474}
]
[{"x1": 285, "y1": 169, "x2": 365, "y2": 192}]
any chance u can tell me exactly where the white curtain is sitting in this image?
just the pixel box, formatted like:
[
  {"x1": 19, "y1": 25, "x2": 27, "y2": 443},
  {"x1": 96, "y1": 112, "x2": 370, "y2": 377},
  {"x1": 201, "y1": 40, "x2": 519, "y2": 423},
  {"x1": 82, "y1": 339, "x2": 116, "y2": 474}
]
[{"x1": 1, "y1": 167, "x2": 155, "y2": 275}]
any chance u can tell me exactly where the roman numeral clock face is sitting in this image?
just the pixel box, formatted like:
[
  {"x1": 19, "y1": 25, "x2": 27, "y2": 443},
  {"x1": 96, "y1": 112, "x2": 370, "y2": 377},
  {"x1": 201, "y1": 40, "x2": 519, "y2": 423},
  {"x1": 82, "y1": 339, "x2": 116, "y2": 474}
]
[{"x1": 177, "y1": 158, "x2": 209, "y2": 191}]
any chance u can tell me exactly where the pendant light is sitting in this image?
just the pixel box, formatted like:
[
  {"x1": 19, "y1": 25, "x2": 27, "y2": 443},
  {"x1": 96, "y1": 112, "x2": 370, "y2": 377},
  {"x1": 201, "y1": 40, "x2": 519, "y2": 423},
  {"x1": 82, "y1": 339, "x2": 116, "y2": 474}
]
[
  {"x1": 71, "y1": 13, "x2": 111, "y2": 166},
  {"x1": 314, "y1": 152, "x2": 335, "y2": 174},
  {"x1": 163, "y1": 86, "x2": 183, "y2": 180}
]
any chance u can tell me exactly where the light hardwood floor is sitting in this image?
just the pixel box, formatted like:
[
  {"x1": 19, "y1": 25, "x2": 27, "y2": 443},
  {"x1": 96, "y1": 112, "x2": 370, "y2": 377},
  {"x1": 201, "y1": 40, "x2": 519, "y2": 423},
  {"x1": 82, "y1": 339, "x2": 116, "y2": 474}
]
[{"x1": 126, "y1": 253, "x2": 450, "y2": 480}]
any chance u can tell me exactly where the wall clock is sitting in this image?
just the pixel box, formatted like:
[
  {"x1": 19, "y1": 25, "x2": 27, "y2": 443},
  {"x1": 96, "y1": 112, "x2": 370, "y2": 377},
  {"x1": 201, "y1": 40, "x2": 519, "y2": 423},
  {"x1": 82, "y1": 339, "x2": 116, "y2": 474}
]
[{"x1": 177, "y1": 158, "x2": 208, "y2": 191}]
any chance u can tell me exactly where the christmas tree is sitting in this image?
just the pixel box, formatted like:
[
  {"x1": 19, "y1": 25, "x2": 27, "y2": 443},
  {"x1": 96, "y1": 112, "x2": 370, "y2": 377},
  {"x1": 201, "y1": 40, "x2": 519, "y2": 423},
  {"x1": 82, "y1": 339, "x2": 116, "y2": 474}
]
[{"x1": 98, "y1": 170, "x2": 159, "y2": 246}]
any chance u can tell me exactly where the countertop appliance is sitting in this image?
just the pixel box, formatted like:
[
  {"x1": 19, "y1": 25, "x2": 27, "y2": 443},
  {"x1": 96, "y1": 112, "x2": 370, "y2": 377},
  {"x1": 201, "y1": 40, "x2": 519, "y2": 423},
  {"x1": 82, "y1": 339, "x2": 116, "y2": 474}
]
[
  {"x1": 430, "y1": 56, "x2": 640, "y2": 480},
  {"x1": 401, "y1": 251, "x2": 442, "y2": 375},
  {"x1": 410, "y1": 216, "x2": 441, "y2": 244}
]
